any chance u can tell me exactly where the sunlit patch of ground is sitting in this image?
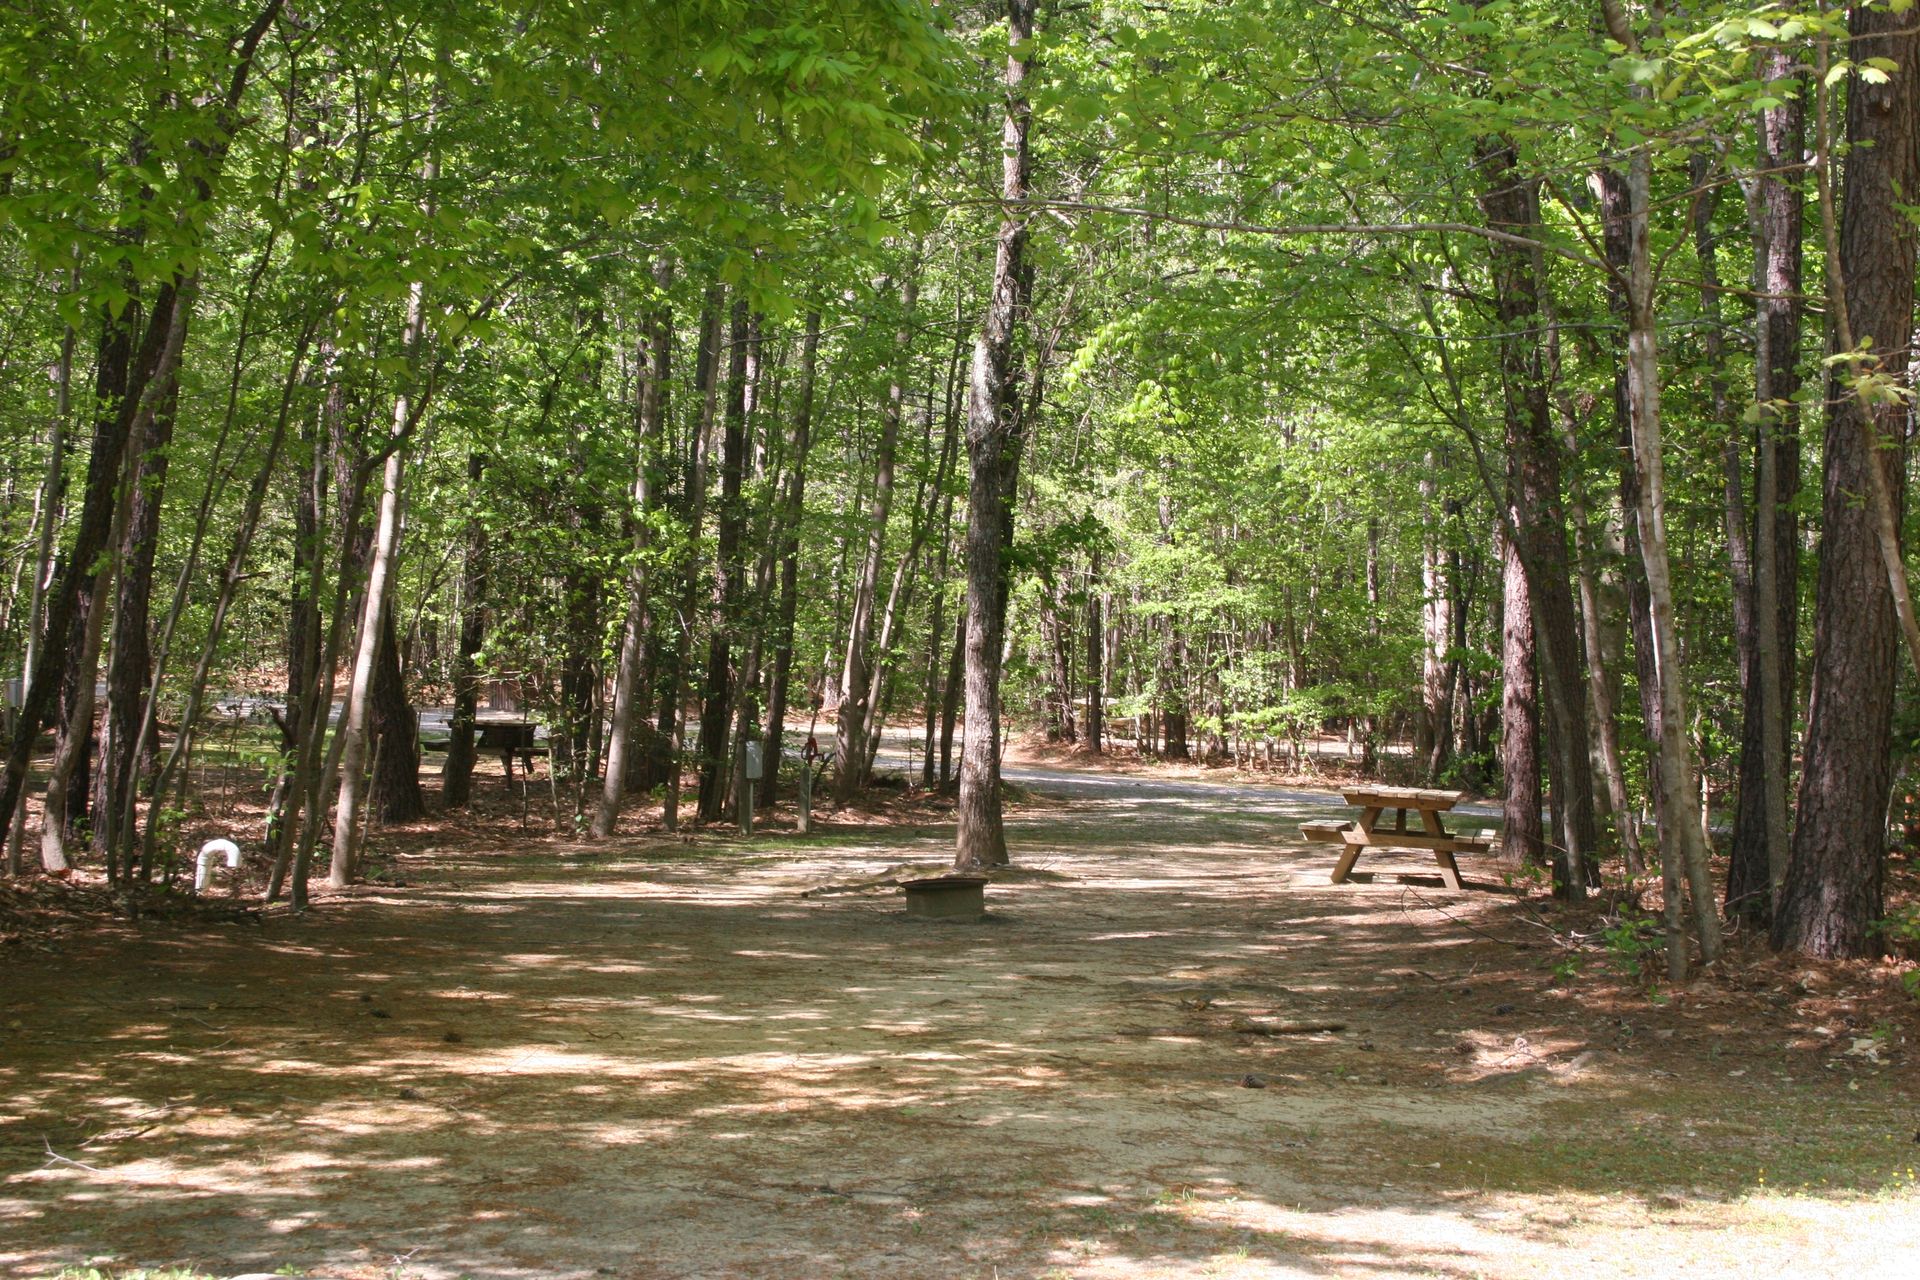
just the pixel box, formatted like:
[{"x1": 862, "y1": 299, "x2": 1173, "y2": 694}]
[{"x1": 3, "y1": 756, "x2": 1916, "y2": 1279}]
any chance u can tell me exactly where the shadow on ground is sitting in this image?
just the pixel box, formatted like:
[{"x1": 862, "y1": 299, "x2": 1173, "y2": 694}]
[{"x1": 1, "y1": 775, "x2": 1915, "y2": 1279}]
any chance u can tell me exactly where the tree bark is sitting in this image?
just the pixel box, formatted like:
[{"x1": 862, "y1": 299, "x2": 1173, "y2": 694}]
[
  {"x1": 1085, "y1": 546, "x2": 1104, "y2": 755},
  {"x1": 1776, "y1": 10, "x2": 1919, "y2": 958},
  {"x1": 0, "y1": 285, "x2": 162, "y2": 848},
  {"x1": 1419, "y1": 460, "x2": 1452, "y2": 783},
  {"x1": 1727, "y1": 68, "x2": 1805, "y2": 924},
  {"x1": 661, "y1": 288, "x2": 724, "y2": 831},
  {"x1": 594, "y1": 262, "x2": 673, "y2": 837},
  {"x1": 762, "y1": 311, "x2": 822, "y2": 809},
  {"x1": 91, "y1": 371, "x2": 176, "y2": 872},
  {"x1": 836, "y1": 276, "x2": 917, "y2": 801},
  {"x1": 4, "y1": 300, "x2": 75, "y2": 875},
  {"x1": 695, "y1": 300, "x2": 749, "y2": 821},
  {"x1": 921, "y1": 310, "x2": 967, "y2": 787},
  {"x1": 369, "y1": 610, "x2": 423, "y2": 824},
  {"x1": 1499, "y1": 522, "x2": 1543, "y2": 866},
  {"x1": 442, "y1": 452, "x2": 489, "y2": 810},
  {"x1": 1600, "y1": 0, "x2": 1724, "y2": 969},
  {"x1": 954, "y1": 0, "x2": 1036, "y2": 872},
  {"x1": 329, "y1": 274, "x2": 426, "y2": 888},
  {"x1": 1477, "y1": 138, "x2": 1598, "y2": 895}
]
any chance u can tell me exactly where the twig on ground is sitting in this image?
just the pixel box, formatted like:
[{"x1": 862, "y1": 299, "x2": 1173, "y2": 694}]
[{"x1": 42, "y1": 1139, "x2": 113, "y2": 1176}]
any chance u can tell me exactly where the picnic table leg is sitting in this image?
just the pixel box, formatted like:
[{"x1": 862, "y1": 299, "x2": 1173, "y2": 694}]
[
  {"x1": 1332, "y1": 805, "x2": 1383, "y2": 884},
  {"x1": 1417, "y1": 808, "x2": 1464, "y2": 889},
  {"x1": 1330, "y1": 839, "x2": 1365, "y2": 884}
]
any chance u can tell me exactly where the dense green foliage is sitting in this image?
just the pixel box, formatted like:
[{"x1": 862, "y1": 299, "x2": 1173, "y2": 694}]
[{"x1": 4, "y1": 1, "x2": 1918, "y2": 960}]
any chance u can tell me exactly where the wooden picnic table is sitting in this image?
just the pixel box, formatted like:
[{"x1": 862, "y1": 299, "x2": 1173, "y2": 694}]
[{"x1": 1300, "y1": 786, "x2": 1491, "y2": 890}]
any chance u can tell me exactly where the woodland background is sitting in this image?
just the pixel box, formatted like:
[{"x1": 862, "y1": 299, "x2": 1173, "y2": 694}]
[{"x1": 3, "y1": 0, "x2": 1920, "y2": 980}]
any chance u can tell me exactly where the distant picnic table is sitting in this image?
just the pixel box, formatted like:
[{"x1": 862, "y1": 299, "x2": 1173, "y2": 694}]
[{"x1": 1301, "y1": 786, "x2": 1492, "y2": 890}]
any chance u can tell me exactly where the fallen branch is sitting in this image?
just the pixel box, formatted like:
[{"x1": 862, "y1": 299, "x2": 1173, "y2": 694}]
[{"x1": 1229, "y1": 1016, "x2": 1347, "y2": 1035}]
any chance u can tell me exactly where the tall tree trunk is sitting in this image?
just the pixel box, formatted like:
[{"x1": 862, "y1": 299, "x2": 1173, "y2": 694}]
[
  {"x1": 762, "y1": 311, "x2": 822, "y2": 809},
  {"x1": 265, "y1": 363, "x2": 334, "y2": 875},
  {"x1": 369, "y1": 610, "x2": 422, "y2": 824},
  {"x1": 329, "y1": 276, "x2": 426, "y2": 888},
  {"x1": 661, "y1": 289, "x2": 724, "y2": 831},
  {"x1": 1595, "y1": 167, "x2": 1669, "y2": 845},
  {"x1": 836, "y1": 276, "x2": 917, "y2": 801},
  {"x1": 862, "y1": 388, "x2": 949, "y2": 783},
  {"x1": 1477, "y1": 139, "x2": 1598, "y2": 896},
  {"x1": 0, "y1": 290, "x2": 145, "y2": 846},
  {"x1": 1600, "y1": 0, "x2": 1723, "y2": 970},
  {"x1": 4, "y1": 304, "x2": 76, "y2": 875},
  {"x1": 1085, "y1": 547, "x2": 1104, "y2": 755},
  {"x1": 442, "y1": 452, "x2": 489, "y2": 810},
  {"x1": 921, "y1": 314, "x2": 967, "y2": 786},
  {"x1": 272, "y1": 370, "x2": 372, "y2": 908},
  {"x1": 954, "y1": 0, "x2": 1035, "y2": 872},
  {"x1": 1499, "y1": 523, "x2": 1544, "y2": 866},
  {"x1": 939, "y1": 611, "x2": 964, "y2": 790},
  {"x1": 27, "y1": 284, "x2": 189, "y2": 871},
  {"x1": 1727, "y1": 53, "x2": 1805, "y2": 925},
  {"x1": 1418, "y1": 462, "x2": 1452, "y2": 782},
  {"x1": 696, "y1": 299, "x2": 749, "y2": 821},
  {"x1": 1776, "y1": 11, "x2": 1919, "y2": 958},
  {"x1": 91, "y1": 374, "x2": 176, "y2": 872},
  {"x1": 594, "y1": 262, "x2": 672, "y2": 837}
]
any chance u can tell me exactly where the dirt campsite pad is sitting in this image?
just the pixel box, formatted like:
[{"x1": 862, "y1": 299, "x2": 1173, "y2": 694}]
[{"x1": 3, "y1": 766, "x2": 1918, "y2": 1279}]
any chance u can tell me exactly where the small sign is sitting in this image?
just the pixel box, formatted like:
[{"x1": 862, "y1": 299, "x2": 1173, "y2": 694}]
[{"x1": 744, "y1": 741, "x2": 764, "y2": 780}]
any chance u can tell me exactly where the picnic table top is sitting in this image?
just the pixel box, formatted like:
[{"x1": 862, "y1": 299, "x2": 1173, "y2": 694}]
[{"x1": 1340, "y1": 786, "x2": 1463, "y2": 811}]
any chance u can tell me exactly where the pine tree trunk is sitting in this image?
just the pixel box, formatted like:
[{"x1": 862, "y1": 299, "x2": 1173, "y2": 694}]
[
  {"x1": 1776, "y1": 10, "x2": 1919, "y2": 958},
  {"x1": 1477, "y1": 139, "x2": 1598, "y2": 896}
]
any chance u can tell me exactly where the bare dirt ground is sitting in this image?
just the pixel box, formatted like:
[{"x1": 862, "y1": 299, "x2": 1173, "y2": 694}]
[{"x1": 3, "y1": 751, "x2": 1918, "y2": 1280}]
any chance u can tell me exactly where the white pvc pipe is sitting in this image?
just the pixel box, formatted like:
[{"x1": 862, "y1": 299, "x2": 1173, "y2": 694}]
[{"x1": 195, "y1": 838, "x2": 241, "y2": 892}]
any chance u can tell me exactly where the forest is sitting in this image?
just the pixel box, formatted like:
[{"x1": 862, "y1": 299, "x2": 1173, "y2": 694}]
[{"x1": 3, "y1": 3, "x2": 1920, "y2": 1276}]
